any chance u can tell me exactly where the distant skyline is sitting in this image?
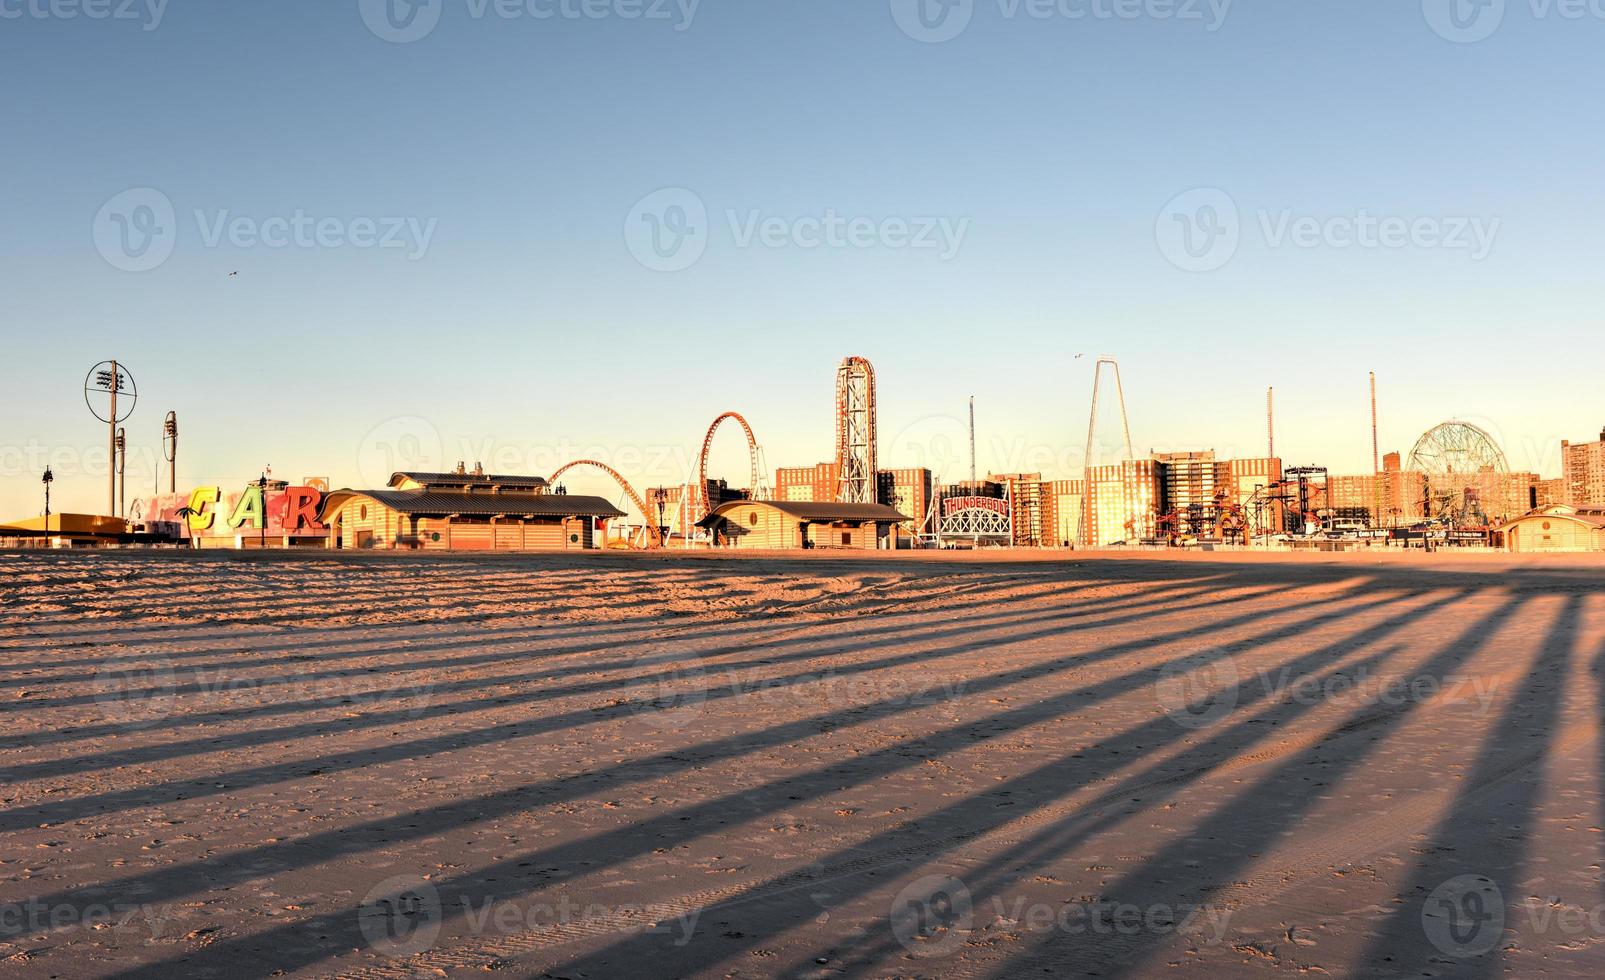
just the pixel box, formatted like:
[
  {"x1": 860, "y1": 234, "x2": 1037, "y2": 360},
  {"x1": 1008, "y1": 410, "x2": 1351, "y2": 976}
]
[{"x1": 3, "y1": 1, "x2": 1602, "y2": 517}]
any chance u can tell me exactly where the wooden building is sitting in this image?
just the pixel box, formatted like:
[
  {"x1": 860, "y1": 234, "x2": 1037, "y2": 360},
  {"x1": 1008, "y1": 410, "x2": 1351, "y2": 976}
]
[
  {"x1": 698, "y1": 500, "x2": 909, "y2": 550},
  {"x1": 1495, "y1": 505, "x2": 1605, "y2": 552},
  {"x1": 321, "y1": 469, "x2": 624, "y2": 551}
]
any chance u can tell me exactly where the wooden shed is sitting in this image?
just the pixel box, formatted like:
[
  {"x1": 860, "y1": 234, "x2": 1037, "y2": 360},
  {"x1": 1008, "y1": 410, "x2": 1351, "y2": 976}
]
[
  {"x1": 321, "y1": 469, "x2": 624, "y2": 551},
  {"x1": 1495, "y1": 505, "x2": 1605, "y2": 553},
  {"x1": 698, "y1": 500, "x2": 909, "y2": 550}
]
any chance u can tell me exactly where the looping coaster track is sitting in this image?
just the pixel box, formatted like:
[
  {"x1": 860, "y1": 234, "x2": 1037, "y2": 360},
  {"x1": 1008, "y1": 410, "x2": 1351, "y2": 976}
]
[{"x1": 696, "y1": 411, "x2": 759, "y2": 522}]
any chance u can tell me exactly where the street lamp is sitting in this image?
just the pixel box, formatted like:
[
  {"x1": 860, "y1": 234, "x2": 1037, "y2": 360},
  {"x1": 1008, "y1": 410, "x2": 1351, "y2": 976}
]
[
  {"x1": 257, "y1": 470, "x2": 271, "y2": 550},
  {"x1": 41, "y1": 466, "x2": 53, "y2": 545}
]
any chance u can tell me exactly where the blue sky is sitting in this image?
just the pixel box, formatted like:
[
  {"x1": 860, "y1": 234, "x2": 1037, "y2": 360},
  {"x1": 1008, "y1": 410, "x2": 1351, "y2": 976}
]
[{"x1": 2, "y1": 0, "x2": 1601, "y2": 516}]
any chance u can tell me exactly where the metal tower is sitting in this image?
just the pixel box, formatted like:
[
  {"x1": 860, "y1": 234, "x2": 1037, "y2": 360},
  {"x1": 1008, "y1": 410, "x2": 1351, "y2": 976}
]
[
  {"x1": 835, "y1": 356, "x2": 878, "y2": 504},
  {"x1": 1082, "y1": 356, "x2": 1134, "y2": 472}
]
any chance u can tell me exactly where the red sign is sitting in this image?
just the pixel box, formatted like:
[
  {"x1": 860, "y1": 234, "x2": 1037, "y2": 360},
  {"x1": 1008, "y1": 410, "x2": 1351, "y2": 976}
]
[{"x1": 942, "y1": 496, "x2": 1009, "y2": 517}]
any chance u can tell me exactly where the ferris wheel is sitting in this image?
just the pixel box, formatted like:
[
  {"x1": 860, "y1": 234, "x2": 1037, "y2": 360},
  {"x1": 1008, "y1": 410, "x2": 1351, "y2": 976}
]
[{"x1": 1406, "y1": 421, "x2": 1509, "y2": 478}]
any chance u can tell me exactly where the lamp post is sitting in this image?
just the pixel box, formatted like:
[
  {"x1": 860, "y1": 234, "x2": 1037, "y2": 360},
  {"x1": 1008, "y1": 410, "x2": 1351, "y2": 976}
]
[
  {"x1": 115, "y1": 427, "x2": 127, "y2": 518},
  {"x1": 162, "y1": 411, "x2": 177, "y2": 493},
  {"x1": 41, "y1": 467, "x2": 53, "y2": 546},
  {"x1": 257, "y1": 470, "x2": 271, "y2": 550}
]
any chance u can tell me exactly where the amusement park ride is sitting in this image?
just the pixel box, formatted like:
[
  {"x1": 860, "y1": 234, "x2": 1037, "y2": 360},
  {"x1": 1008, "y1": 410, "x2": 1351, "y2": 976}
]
[
  {"x1": 545, "y1": 409, "x2": 768, "y2": 550},
  {"x1": 546, "y1": 357, "x2": 872, "y2": 549}
]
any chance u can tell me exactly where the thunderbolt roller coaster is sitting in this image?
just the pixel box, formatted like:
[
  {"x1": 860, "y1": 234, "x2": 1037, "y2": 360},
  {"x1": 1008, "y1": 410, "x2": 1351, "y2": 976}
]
[{"x1": 696, "y1": 411, "x2": 761, "y2": 523}]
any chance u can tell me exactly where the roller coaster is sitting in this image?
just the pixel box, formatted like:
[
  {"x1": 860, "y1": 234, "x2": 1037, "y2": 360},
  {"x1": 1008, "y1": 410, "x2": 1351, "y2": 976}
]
[
  {"x1": 696, "y1": 411, "x2": 761, "y2": 523},
  {"x1": 548, "y1": 411, "x2": 767, "y2": 549},
  {"x1": 547, "y1": 459, "x2": 662, "y2": 548}
]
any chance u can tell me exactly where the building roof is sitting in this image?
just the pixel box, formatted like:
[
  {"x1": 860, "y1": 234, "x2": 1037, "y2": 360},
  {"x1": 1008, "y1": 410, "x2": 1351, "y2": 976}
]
[
  {"x1": 698, "y1": 499, "x2": 909, "y2": 527},
  {"x1": 389, "y1": 472, "x2": 550, "y2": 491},
  {"x1": 1497, "y1": 504, "x2": 1605, "y2": 530},
  {"x1": 325, "y1": 489, "x2": 624, "y2": 519},
  {"x1": 0, "y1": 514, "x2": 128, "y2": 538}
]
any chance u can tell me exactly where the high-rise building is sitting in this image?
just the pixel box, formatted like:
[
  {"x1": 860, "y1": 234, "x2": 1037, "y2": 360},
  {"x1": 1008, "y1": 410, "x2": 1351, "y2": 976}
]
[
  {"x1": 877, "y1": 468, "x2": 934, "y2": 534},
  {"x1": 775, "y1": 463, "x2": 838, "y2": 503},
  {"x1": 1154, "y1": 451, "x2": 1219, "y2": 534},
  {"x1": 1084, "y1": 459, "x2": 1160, "y2": 546},
  {"x1": 1562, "y1": 428, "x2": 1605, "y2": 505}
]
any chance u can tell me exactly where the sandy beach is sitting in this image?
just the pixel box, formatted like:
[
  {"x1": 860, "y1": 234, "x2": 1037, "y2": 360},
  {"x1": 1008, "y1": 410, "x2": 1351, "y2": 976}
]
[{"x1": 2, "y1": 548, "x2": 1603, "y2": 978}]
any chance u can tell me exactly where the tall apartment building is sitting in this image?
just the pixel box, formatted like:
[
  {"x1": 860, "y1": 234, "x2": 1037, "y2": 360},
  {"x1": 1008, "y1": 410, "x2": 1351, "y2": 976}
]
[
  {"x1": 877, "y1": 468, "x2": 934, "y2": 534},
  {"x1": 774, "y1": 463, "x2": 838, "y2": 503},
  {"x1": 1562, "y1": 428, "x2": 1605, "y2": 505},
  {"x1": 1154, "y1": 451, "x2": 1219, "y2": 534},
  {"x1": 1084, "y1": 459, "x2": 1160, "y2": 546}
]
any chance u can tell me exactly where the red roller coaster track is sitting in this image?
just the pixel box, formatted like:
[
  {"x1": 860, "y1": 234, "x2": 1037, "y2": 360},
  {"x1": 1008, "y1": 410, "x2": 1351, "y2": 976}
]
[
  {"x1": 696, "y1": 412, "x2": 759, "y2": 522},
  {"x1": 548, "y1": 459, "x2": 662, "y2": 548}
]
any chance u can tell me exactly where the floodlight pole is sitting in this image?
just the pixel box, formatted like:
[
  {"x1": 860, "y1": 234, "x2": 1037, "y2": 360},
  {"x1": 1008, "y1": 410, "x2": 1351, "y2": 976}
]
[{"x1": 108, "y1": 359, "x2": 117, "y2": 516}]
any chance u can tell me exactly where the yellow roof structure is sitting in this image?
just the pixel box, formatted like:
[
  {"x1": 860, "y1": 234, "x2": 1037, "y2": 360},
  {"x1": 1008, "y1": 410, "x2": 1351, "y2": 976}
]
[{"x1": 0, "y1": 514, "x2": 128, "y2": 538}]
